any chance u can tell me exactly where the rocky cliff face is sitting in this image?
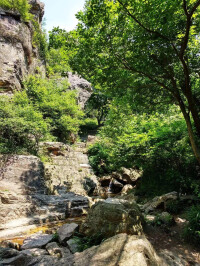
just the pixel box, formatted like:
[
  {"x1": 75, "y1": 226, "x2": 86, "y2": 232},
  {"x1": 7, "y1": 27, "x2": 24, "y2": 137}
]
[
  {"x1": 67, "y1": 72, "x2": 92, "y2": 109},
  {"x1": 0, "y1": 0, "x2": 45, "y2": 94}
]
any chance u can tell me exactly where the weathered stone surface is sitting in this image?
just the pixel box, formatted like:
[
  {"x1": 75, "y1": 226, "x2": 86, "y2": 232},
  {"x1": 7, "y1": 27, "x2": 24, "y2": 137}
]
[
  {"x1": 46, "y1": 242, "x2": 62, "y2": 258},
  {"x1": 121, "y1": 184, "x2": 134, "y2": 195},
  {"x1": 21, "y1": 248, "x2": 48, "y2": 256},
  {"x1": 74, "y1": 233, "x2": 162, "y2": 266},
  {"x1": 46, "y1": 242, "x2": 72, "y2": 259},
  {"x1": 141, "y1": 192, "x2": 178, "y2": 214},
  {"x1": 112, "y1": 167, "x2": 142, "y2": 185},
  {"x1": 57, "y1": 223, "x2": 79, "y2": 243},
  {"x1": 0, "y1": 247, "x2": 19, "y2": 259},
  {"x1": 28, "y1": 254, "x2": 74, "y2": 266},
  {"x1": 0, "y1": 147, "x2": 92, "y2": 232},
  {"x1": 0, "y1": 1, "x2": 45, "y2": 93},
  {"x1": 0, "y1": 155, "x2": 45, "y2": 227},
  {"x1": 0, "y1": 253, "x2": 32, "y2": 266},
  {"x1": 29, "y1": 0, "x2": 45, "y2": 23},
  {"x1": 67, "y1": 238, "x2": 80, "y2": 254},
  {"x1": 43, "y1": 142, "x2": 99, "y2": 197},
  {"x1": 40, "y1": 142, "x2": 70, "y2": 156},
  {"x1": 68, "y1": 72, "x2": 92, "y2": 109},
  {"x1": 80, "y1": 198, "x2": 144, "y2": 238},
  {"x1": 21, "y1": 233, "x2": 53, "y2": 250},
  {"x1": 109, "y1": 178, "x2": 124, "y2": 194},
  {"x1": 33, "y1": 193, "x2": 89, "y2": 218},
  {"x1": 118, "y1": 192, "x2": 138, "y2": 203},
  {"x1": 86, "y1": 135, "x2": 97, "y2": 144}
]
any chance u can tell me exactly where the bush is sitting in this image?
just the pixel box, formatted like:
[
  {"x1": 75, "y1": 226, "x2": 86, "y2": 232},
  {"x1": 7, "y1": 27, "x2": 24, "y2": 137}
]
[
  {"x1": 0, "y1": 75, "x2": 84, "y2": 154},
  {"x1": 184, "y1": 205, "x2": 200, "y2": 244},
  {"x1": 0, "y1": 0, "x2": 32, "y2": 21},
  {"x1": 23, "y1": 75, "x2": 84, "y2": 142},
  {"x1": 0, "y1": 96, "x2": 51, "y2": 154},
  {"x1": 88, "y1": 103, "x2": 198, "y2": 196}
]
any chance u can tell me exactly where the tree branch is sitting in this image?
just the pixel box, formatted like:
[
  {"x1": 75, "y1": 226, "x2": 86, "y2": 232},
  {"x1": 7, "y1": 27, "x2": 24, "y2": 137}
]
[
  {"x1": 183, "y1": 0, "x2": 189, "y2": 16},
  {"x1": 190, "y1": 0, "x2": 200, "y2": 16},
  {"x1": 117, "y1": 0, "x2": 169, "y2": 41}
]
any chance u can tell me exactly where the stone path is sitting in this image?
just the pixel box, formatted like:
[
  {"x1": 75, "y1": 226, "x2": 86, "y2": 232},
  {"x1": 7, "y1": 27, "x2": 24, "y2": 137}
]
[{"x1": 0, "y1": 141, "x2": 98, "y2": 240}]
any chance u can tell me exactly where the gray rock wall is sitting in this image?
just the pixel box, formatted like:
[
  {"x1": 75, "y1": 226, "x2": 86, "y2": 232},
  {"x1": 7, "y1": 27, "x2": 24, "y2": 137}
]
[{"x1": 0, "y1": 0, "x2": 45, "y2": 94}]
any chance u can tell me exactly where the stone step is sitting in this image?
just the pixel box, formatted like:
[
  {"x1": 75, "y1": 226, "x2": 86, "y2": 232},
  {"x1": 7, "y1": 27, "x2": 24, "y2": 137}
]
[
  {"x1": 0, "y1": 212, "x2": 66, "y2": 232},
  {"x1": 0, "y1": 212, "x2": 65, "y2": 239}
]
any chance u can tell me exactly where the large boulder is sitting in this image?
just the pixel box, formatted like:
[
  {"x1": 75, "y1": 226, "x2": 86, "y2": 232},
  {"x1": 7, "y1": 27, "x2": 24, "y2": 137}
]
[
  {"x1": 141, "y1": 192, "x2": 178, "y2": 214},
  {"x1": 80, "y1": 198, "x2": 144, "y2": 238},
  {"x1": 74, "y1": 233, "x2": 162, "y2": 266},
  {"x1": 112, "y1": 167, "x2": 142, "y2": 185},
  {"x1": 67, "y1": 72, "x2": 92, "y2": 109}
]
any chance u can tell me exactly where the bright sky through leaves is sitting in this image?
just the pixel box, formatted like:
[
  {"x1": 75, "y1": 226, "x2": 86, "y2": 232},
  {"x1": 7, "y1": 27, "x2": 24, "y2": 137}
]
[{"x1": 42, "y1": 0, "x2": 85, "y2": 32}]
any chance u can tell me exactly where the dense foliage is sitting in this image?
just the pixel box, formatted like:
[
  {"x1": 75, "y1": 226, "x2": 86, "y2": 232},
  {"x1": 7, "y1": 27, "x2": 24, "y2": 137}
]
[
  {"x1": 47, "y1": 27, "x2": 77, "y2": 76},
  {"x1": 72, "y1": 0, "x2": 200, "y2": 164},
  {"x1": 88, "y1": 102, "x2": 199, "y2": 196},
  {"x1": 184, "y1": 205, "x2": 200, "y2": 244},
  {"x1": 0, "y1": 76, "x2": 83, "y2": 154},
  {"x1": 0, "y1": 0, "x2": 32, "y2": 21},
  {"x1": 0, "y1": 95, "x2": 51, "y2": 154}
]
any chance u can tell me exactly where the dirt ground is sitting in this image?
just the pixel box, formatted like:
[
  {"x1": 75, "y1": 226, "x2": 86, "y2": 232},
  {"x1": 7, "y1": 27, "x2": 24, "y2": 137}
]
[{"x1": 146, "y1": 217, "x2": 200, "y2": 265}]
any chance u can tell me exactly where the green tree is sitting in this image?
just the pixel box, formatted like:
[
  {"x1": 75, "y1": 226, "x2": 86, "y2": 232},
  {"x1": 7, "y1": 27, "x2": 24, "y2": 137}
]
[
  {"x1": 47, "y1": 27, "x2": 78, "y2": 76},
  {"x1": 72, "y1": 0, "x2": 200, "y2": 164},
  {"x1": 85, "y1": 91, "x2": 110, "y2": 127}
]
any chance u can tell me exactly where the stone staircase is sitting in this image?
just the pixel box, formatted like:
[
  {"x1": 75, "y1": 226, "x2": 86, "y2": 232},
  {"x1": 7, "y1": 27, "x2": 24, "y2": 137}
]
[
  {"x1": 43, "y1": 142, "x2": 98, "y2": 197},
  {"x1": 0, "y1": 142, "x2": 99, "y2": 238}
]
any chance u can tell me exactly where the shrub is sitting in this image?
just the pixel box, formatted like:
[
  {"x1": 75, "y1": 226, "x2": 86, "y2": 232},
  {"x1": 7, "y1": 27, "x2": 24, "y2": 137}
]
[
  {"x1": 0, "y1": 96, "x2": 51, "y2": 154},
  {"x1": 0, "y1": 75, "x2": 84, "y2": 154},
  {"x1": 0, "y1": 0, "x2": 32, "y2": 22},
  {"x1": 23, "y1": 75, "x2": 84, "y2": 142},
  {"x1": 88, "y1": 103, "x2": 198, "y2": 196},
  {"x1": 80, "y1": 117, "x2": 98, "y2": 134},
  {"x1": 184, "y1": 205, "x2": 200, "y2": 244}
]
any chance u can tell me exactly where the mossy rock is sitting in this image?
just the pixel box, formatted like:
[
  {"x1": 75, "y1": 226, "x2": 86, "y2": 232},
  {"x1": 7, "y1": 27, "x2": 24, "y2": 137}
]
[{"x1": 80, "y1": 198, "x2": 145, "y2": 238}]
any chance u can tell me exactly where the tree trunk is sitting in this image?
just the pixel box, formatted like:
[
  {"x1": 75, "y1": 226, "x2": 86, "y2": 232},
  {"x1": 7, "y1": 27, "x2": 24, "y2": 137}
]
[
  {"x1": 179, "y1": 101, "x2": 200, "y2": 164},
  {"x1": 185, "y1": 91, "x2": 200, "y2": 137}
]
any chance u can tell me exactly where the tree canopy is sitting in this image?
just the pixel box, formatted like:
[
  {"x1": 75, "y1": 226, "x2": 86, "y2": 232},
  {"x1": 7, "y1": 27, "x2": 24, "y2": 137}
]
[{"x1": 71, "y1": 0, "x2": 200, "y2": 164}]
